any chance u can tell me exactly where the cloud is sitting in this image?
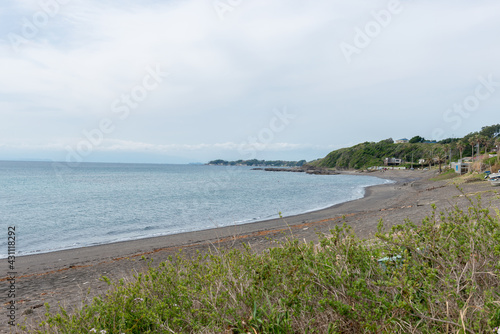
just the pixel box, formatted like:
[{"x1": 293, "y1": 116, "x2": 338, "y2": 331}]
[
  {"x1": 1, "y1": 0, "x2": 499, "y2": 162},
  {"x1": 0, "y1": 138, "x2": 331, "y2": 153}
]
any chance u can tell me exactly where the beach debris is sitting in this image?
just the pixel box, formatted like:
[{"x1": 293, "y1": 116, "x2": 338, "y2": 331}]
[
  {"x1": 426, "y1": 185, "x2": 447, "y2": 191},
  {"x1": 417, "y1": 201, "x2": 434, "y2": 207},
  {"x1": 380, "y1": 207, "x2": 396, "y2": 211},
  {"x1": 377, "y1": 255, "x2": 403, "y2": 271},
  {"x1": 23, "y1": 304, "x2": 44, "y2": 315}
]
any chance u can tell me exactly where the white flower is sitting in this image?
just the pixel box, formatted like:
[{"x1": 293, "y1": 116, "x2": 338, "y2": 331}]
[
  {"x1": 89, "y1": 329, "x2": 97, "y2": 333},
  {"x1": 100, "y1": 331, "x2": 107, "y2": 334}
]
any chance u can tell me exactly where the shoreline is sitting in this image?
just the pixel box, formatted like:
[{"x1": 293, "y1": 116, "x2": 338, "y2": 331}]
[
  {"x1": 4, "y1": 171, "x2": 391, "y2": 261},
  {"x1": 6, "y1": 169, "x2": 500, "y2": 332},
  {"x1": 8, "y1": 171, "x2": 401, "y2": 276}
]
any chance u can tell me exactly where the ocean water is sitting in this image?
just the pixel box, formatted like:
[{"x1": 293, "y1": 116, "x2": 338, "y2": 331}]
[{"x1": 0, "y1": 161, "x2": 390, "y2": 258}]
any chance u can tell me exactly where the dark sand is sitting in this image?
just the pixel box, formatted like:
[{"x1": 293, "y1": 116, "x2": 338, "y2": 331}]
[{"x1": 1, "y1": 169, "x2": 499, "y2": 332}]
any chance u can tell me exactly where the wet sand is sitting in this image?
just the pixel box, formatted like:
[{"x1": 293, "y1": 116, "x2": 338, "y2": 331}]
[{"x1": 1, "y1": 169, "x2": 499, "y2": 333}]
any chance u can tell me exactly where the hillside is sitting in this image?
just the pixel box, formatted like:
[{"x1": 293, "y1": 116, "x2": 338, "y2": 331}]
[
  {"x1": 311, "y1": 140, "x2": 440, "y2": 169},
  {"x1": 311, "y1": 124, "x2": 500, "y2": 170}
]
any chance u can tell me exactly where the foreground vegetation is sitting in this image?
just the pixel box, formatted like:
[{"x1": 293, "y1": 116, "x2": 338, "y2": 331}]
[{"x1": 28, "y1": 196, "x2": 500, "y2": 333}]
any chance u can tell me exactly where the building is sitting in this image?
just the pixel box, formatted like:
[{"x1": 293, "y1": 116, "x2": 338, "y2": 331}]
[
  {"x1": 451, "y1": 161, "x2": 471, "y2": 174},
  {"x1": 395, "y1": 138, "x2": 409, "y2": 144},
  {"x1": 384, "y1": 158, "x2": 403, "y2": 166}
]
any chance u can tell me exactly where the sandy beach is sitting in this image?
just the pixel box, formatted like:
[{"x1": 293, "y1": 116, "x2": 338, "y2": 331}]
[{"x1": 2, "y1": 169, "x2": 499, "y2": 333}]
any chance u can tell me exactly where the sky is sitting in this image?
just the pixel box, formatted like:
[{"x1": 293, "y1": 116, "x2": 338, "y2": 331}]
[{"x1": 0, "y1": 0, "x2": 499, "y2": 164}]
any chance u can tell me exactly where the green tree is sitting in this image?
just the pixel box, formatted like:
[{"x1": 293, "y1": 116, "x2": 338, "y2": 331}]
[
  {"x1": 434, "y1": 148, "x2": 447, "y2": 173},
  {"x1": 456, "y1": 140, "x2": 466, "y2": 160},
  {"x1": 495, "y1": 137, "x2": 500, "y2": 163},
  {"x1": 478, "y1": 135, "x2": 488, "y2": 155},
  {"x1": 479, "y1": 124, "x2": 500, "y2": 138},
  {"x1": 469, "y1": 136, "x2": 477, "y2": 160},
  {"x1": 443, "y1": 143, "x2": 450, "y2": 166},
  {"x1": 485, "y1": 137, "x2": 495, "y2": 153},
  {"x1": 409, "y1": 136, "x2": 425, "y2": 143}
]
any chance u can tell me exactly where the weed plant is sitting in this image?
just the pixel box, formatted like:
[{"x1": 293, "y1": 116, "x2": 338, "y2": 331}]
[{"x1": 29, "y1": 199, "x2": 500, "y2": 333}]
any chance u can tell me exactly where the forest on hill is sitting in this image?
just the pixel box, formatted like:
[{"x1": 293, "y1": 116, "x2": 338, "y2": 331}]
[{"x1": 311, "y1": 124, "x2": 500, "y2": 170}]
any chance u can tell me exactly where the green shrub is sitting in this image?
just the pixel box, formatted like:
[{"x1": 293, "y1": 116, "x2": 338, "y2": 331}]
[{"x1": 31, "y1": 200, "x2": 500, "y2": 333}]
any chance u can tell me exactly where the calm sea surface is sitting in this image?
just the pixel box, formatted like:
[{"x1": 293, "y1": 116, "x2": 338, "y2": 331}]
[{"x1": 0, "y1": 161, "x2": 390, "y2": 258}]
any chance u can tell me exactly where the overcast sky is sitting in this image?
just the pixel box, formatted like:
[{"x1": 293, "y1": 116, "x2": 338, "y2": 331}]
[{"x1": 1, "y1": 0, "x2": 499, "y2": 164}]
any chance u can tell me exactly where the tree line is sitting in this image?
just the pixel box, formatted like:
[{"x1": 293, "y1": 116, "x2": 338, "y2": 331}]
[{"x1": 208, "y1": 159, "x2": 307, "y2": 167}]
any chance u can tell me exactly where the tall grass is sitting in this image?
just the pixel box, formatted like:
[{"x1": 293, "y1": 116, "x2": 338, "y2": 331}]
[{"x1": 28, "y1": 199, "x2": 500, "y2": 333}]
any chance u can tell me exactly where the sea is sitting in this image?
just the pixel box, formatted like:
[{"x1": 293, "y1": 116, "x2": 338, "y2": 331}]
[{"x1": 0, "y1": 161, "x2": 391, "y2": 258}]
